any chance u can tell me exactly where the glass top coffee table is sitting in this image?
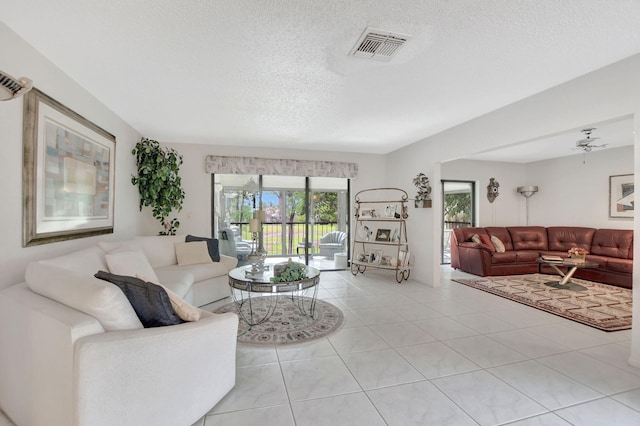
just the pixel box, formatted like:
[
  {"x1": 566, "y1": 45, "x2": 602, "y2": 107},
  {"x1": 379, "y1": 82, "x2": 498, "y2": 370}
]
[
  {"x1": 228, "y1": 264, "x2": 321, "y2": 327},
  {"x1": 537, "y1": 257, "x2": 599, "y2": 291}
]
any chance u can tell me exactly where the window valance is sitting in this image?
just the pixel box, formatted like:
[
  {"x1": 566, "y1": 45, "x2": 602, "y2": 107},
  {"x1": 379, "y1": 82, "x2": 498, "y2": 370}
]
[{"x1": 205, "y1": 155, "x2": 358, "y2": 179}]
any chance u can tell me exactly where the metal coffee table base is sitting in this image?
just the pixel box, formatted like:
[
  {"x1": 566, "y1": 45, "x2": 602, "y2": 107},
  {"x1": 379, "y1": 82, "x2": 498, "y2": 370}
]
[
  {"x1": 228, "y1": 265, "x2": 322, "y2": 328},
  {"x1": 232, "y1": 286, "x2": 319, "y2": 327}
]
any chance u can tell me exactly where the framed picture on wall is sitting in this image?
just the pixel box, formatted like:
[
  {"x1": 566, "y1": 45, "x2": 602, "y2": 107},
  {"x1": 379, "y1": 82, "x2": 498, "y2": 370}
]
[
  {"x1": 609, "y1": 174, "x2": 634, "y2": 219},
  {"x1": 22, "y1": 88, "x2": 116, "y2": 246}
]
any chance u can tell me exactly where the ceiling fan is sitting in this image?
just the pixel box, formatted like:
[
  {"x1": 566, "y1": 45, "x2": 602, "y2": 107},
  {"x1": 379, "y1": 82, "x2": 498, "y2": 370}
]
[{"x1": 574, "y1": 127, "x2": 607, "y2": 152}]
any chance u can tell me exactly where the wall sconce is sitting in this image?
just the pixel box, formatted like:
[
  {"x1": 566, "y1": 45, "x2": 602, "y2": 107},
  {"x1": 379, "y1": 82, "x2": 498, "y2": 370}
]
[
  {"x1": 517, "y1": 186, "x2": 539, "y2": 198},
  {"x1": 0, "y1": 70, "x2": 33, "y2": 101},
  {"x1": 517, "y1": 185, "x2": 539, "y2": 225}
]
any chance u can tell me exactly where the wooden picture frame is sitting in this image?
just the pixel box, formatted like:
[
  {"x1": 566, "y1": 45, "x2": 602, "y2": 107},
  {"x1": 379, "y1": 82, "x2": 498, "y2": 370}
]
[
  {"x1": 23, "y1": 88, "x2": 116, "y2": 246},
  {"x1": 609, "y1": 174, "x2": 634, "y2": 219},
  {"x1": 375, "y1": 228, "x2": 391, "y2": 242}
]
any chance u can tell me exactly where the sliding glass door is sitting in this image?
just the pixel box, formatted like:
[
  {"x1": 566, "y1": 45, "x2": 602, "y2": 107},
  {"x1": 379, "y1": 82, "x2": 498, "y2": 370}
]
[{"x1": 212, "y1": 174, "x2": 349, "y2": 270}]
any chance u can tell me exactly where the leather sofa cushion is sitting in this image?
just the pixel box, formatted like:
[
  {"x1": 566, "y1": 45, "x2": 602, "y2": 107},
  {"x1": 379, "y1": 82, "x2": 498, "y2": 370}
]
[
  {"x1": 492, "y1": 251, "x2": 538, "y2": 263},
  {"x1": 508, "y1": 227, "x2": 548, "y2": 251},
  {"x1": 590, "y1": 229, "x2": 633, "y2": 259},
  {"x1": 454, "y1": 227, "x2": 490, "y2": 244},
  {"x1": 477, "y1": 234, "x2": 496, "y2": 252},
  {"x1": 515, "y1": 251, "x2": 540, "y2": 262},
  {"x1": 491, "y1": 252, "x2": 517, "y2": 264},
  {"x1": 604, "y1": 257, "x2": 633, "y2": 274},
  {"x1": 547, "y1": 227, "x2": 595, "y2": 252}
]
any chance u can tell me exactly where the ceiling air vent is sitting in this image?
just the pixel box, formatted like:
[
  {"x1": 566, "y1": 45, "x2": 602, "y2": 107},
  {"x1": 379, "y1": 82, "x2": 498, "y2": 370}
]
[{"x1": 350, "y1": 27, "x2": 411, "y2": 61}]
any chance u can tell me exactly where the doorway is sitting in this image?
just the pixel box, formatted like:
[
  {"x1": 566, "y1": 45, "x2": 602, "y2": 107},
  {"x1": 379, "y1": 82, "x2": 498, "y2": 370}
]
[{"x1": 441, "y1": 180, "x2": 475, "y2": 264}]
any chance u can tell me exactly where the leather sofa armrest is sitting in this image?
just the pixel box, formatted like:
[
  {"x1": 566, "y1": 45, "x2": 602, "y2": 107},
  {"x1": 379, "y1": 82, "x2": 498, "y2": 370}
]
[{"x1": 455, "y1": 244, "x2": 493, "y2": 276}]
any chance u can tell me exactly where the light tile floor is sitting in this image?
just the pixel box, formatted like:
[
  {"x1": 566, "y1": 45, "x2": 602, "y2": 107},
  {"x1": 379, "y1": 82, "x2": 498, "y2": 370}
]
[{"x1": 2, "y1": 266, "x2": 639, "y2": 426}]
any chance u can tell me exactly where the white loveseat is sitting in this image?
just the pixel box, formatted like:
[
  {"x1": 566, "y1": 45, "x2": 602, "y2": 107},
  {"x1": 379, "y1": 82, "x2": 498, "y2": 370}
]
[{"x1": 0, "y1": 235, "x2": 239, "y2": 426}]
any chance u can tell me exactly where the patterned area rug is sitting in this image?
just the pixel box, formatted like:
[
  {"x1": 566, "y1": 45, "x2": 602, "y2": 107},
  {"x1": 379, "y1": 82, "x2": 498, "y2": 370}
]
[
  {"x1": 453, "y1": 274, "x2": 632, "y2": 332},
  {"x1": 214, "y1": 296, "x2": 343, "y2": 346}
]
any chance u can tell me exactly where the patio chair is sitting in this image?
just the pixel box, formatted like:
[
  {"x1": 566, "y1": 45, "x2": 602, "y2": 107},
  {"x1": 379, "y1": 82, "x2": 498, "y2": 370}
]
[
  {"x1": 319, "y1": 231, "x2": 347, "y2": 259},
  {"x1": 296, "y1": 238, "x2": 314, "y2": 258},
  {"x1": 219, "y1": 227, "x2": 252, "y2": 264}
]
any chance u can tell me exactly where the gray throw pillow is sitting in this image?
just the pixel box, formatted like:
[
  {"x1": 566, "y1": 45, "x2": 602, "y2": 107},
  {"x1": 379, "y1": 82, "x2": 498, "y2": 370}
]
[
  {"x1": 185, "y1": 235, "x2": 221, "y2": 262},
  {"x1": 94, "y1": 271, "x2": 183, "y2": 327}
]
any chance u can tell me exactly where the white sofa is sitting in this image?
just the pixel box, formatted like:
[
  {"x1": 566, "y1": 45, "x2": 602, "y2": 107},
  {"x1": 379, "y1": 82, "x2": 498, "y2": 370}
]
[
  {"x1": 0, "y1": 236, "x2": 239, "y2": 426},
  {"x1": 102, "y1": 234, "x2": 238, "y2": 307}
]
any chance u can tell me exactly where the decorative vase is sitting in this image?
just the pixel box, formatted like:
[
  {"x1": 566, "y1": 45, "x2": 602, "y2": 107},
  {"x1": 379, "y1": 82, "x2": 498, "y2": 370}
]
[{"x1": 570, "y1": 254, "x2": 586, "y2": 262}]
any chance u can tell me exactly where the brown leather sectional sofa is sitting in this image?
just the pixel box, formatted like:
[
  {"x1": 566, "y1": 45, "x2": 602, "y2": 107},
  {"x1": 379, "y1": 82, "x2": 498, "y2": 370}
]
[{"x1": 450, "y1": 226, "x2": 633, "y2": 289}]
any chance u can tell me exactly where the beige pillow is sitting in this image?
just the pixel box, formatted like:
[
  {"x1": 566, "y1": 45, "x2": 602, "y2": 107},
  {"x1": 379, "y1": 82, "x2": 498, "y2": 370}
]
[
  {"x1": 490, "y1": 235, "x2": 506, "y2": 253},
  {"x1": 137, "y1": 274, "x2": 201, "y2": 322},
  {"x1": 470, "y1": 234, "x2": 482, "y2": 244},
  {"x1": 175, "y1": 241, "x2": 213, "y2": 266}
]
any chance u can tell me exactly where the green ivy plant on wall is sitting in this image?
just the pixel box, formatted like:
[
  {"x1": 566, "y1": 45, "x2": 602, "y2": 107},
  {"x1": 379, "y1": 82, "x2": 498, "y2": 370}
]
[{"x1": 131, "y1": 138, "x2": 185, "y2": 235}]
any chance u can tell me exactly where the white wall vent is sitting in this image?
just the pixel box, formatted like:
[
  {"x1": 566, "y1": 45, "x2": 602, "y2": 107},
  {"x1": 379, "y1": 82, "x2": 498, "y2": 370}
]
[{"x1": 349, "y1": 27, "x2": 411, "y2": 61}]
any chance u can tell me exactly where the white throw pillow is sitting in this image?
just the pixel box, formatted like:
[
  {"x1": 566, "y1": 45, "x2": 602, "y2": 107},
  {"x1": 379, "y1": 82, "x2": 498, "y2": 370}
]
[
  {"x1": 490, "y1": 235, "x2": 506, "y2": 253},
  {"x1": 175, "y1": 241, "x2": 214, "y2": 266},
  {"x1": 105, "y1": 250, "x2": 160, "y2": 283},
  {"x1": 25, "y1": 262, "x2": 143, "y2": 331},
  {"x1": 137, "y1": 274, "x2": 201, "y2": 322}
]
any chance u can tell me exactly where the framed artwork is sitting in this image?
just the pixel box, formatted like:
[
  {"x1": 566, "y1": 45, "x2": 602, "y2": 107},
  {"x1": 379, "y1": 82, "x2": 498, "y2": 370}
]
[
  {"x1": 23, "y1": 88, "x2": 116, "y2": 246},
  {"x1": 609, "y1": 174, "x2": 634, "y2": 219},
  {"x1": 375, "y1": 228, "x2": 391, "y2": 242},
  {"x1": 368, "y1": 249, "x2": 383, "y2": 265}
]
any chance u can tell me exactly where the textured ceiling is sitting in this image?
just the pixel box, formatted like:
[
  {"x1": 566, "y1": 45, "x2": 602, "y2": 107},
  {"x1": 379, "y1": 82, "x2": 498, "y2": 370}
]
[
  {"x1": 3, "y1": 0, "x2": 640, "y2": 154},
  {"x1": 465, "y1": 116, "x2": 635, "y2": 163}
]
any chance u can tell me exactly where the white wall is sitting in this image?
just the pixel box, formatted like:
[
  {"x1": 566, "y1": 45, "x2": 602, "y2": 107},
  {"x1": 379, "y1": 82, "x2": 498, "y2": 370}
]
[
  {"x1": 386, "y1": 53, "x2": 640, "y2": 365},
  {"x1": 442, "y1": 146, "x2": 634, "y2": 229},
  {"x1": 152, "y1": 142, "x2": 386, "y2": 238},
  {"x1": 442, "y1": 160, "x2": 526, "y2": 227},
  {"x1": 527, "y1": 146, "x2": 634, "y2": 229},
  {"x1": 0, "y1": 23, "x2": 143, "y2": 289}
]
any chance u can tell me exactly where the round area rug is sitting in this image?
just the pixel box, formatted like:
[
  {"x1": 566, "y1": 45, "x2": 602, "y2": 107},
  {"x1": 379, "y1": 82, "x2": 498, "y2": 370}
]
[{"x1": 214, "y1": 296, "x2": 343, "y2": 346}]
